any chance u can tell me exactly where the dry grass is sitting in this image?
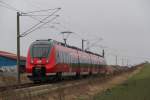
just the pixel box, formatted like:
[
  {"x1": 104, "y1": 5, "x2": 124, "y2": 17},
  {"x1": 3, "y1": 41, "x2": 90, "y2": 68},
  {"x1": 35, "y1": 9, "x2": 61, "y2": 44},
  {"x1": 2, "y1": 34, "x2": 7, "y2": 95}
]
[
  {"x1": 0, "y1": 65, "x2": 144, "y2": 100},
  {"x1": 46, "y1": 66, "x2": 143, "y2": 100},
  {"x1": 93, "y1": 64, "x2": 149, "y2": 100},
  {"x1": 0, "y1": 73, "x2": 31, "y2": 86},
  {"x1": 0, "y1": 74, "x2": 35, "y2": 100}
]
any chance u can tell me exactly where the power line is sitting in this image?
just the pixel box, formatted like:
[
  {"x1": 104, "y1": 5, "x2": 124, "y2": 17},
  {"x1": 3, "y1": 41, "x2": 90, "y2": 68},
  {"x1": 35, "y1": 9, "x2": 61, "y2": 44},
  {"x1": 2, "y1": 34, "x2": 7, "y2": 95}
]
[
  {"x1": 0, "y1": 3, "x2": 61, "y2": 36},
  {"x1": 73, "y1": 32, "x2": 83, "y2": 39},
  {"x1": 23, "y1": 8, "x2": 60, "y2": 14},
  {"x1": 0, "y1": 0, "x2": 58, "y2": 26},
  {"x1": 54, "y1": 22, "x2": 68, "y2": 30},
  {"x1": 0, "y1": 1, "x2": 20, "y2": 12},
  {"x1": 50, "y1": 22, "x2": 81, "y2": 39},
  {"x1": 20, "y1": 15, "x2": 59, "y2": 37},
  {"x1": 0, "y1": 0, "x2": 62, "y2": 84},
  {"x1": 21, "y1": 14, "x2": 55, "y2": 16},
  {"x1": 0, "y1": 4, "x2": 15, "y2": 11},
  {"x1": 28, "y1": 16, "x2": 44, "y2": 23},
  {"x1": 0, "y1": 3, "x2": 20, "y2": 12},
  {"x1": 0, "y1": 0, "x2": 44, "y2": 24},
  {"x1": 0, "y1": 1, "x2": 60, "y2": 25},
  {"x1": 85, "y1": 38, "x2": 103, "y2": 50},
  {"x1": 20, "y1": 8, "x2": 61, "y2": 36}
]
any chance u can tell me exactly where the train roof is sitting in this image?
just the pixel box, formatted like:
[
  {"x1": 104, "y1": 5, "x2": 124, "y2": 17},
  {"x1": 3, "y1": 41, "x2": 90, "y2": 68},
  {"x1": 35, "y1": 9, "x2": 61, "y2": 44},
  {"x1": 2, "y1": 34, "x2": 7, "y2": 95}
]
[{"x1": 35, "y1": 39, "x2": 104, "y2": 57}]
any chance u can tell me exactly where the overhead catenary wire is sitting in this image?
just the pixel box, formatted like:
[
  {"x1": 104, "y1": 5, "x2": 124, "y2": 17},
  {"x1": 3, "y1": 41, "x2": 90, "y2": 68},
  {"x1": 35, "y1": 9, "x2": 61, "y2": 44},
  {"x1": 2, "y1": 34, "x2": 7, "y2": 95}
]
[
  {"x1": 0, "y1": 4, "x2": 16, "y2": 11},
  {"x1": 20, "y1": 15, "x2": 59, "y2": 37},
  {"x1": 0, "y1": 0, "x2": 61, "y2": 26},
  {"x1": 22, "y1": 8, "x2": 60, "y2": 14},
  {"x1": 28, "y1": 16, "x2": 44, "y2": 23},
  {"x1": 51, "y1": 18, "x2": 84, "y2": 39},
  {"x1": 0, "y1": 0, "x2": 122, "y2": 59},
  {"x1": 56, "y1": 23, "x2": 83, "y2": 39},
  {"x1": 20, "y1": 8, "x2": 61, "y2": 36},
  {"x1": 0, "y1": 0, "x2": 62, "y2": 84},
  {"x1": 0, "y1": 0, "x2": 57, "y2": 25},
  {"x1": 48, "y1": 22, "x2": 77, "y2": 40},
  {"x1": 85, "y1": 38, "x2": 103, "y2": 50},
  {"x1": 0, "y1": 1, "x2": 21, "y2": 12},
  {"x1": 0, "y1": 1, "x2": 62, "y2": 37},
  {"x1": 21, "y1": 14, "x2": 56, "y2": 16},
  {"x1": 2, "y1": 5, "x2": 61, "y2": 30},
  {"x1": 50, "y1": 18, "x2": 85, "y2": 41}
]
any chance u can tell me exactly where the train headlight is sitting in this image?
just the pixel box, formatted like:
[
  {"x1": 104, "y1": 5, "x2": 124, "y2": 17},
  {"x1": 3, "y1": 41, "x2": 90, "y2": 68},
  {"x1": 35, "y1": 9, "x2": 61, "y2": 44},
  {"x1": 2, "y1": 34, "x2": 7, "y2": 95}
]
[
  {"x1": 31, "y1": 59, "x2": 34, "y2": 64},
  {"x1": 46, "y1": 60, "x2": 49, "y2": 63},
  {"x1": 37, "y1": 60, "x2": 42, "y2": 64}
]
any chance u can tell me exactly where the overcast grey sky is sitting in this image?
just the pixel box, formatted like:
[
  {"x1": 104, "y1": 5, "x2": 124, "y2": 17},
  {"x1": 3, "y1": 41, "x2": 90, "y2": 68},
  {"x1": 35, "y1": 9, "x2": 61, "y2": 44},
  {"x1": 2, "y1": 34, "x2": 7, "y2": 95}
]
[{"x1": 0, "y1": 0, "x2": 150, "y2": 65}]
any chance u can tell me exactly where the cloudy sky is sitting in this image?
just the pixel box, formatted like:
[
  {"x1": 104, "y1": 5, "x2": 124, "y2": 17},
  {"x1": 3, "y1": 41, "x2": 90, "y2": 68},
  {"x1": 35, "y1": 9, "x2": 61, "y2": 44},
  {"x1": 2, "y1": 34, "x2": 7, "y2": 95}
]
[{"x1": 0, "y1": 0, "x2": 150, "y2": 65}]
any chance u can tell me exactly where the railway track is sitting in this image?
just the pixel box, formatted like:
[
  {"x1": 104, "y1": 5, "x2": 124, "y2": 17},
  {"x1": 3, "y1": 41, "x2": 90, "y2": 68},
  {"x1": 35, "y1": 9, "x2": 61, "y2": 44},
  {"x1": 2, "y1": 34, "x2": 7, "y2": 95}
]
[
  {"x1": 0, "y1": 68, "x2": 136, "y2": 92},
  {"x1": 0, "y1": 82, "x2": 38, "y2": 92},
  {"x1": 0, "y1": 64, "x2": 143, "y2": 100},
  {"x1": 0, "y1": 75, "x2": 110, "y2": 99},
  {"x1": 0, "y1": 74, "x2": 110, "y2": 92}
]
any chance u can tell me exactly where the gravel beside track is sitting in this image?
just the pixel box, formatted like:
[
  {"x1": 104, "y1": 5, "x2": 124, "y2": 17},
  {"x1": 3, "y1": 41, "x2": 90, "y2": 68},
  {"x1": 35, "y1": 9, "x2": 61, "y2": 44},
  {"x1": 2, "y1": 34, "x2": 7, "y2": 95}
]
[{"x1": 0, "y1": 64, "x2": 145, "y2": 100}]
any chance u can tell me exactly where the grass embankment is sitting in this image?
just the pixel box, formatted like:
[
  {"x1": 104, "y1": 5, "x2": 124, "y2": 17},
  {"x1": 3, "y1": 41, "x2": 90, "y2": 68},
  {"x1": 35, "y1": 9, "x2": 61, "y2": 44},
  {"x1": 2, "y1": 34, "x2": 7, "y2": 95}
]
[
  {"x1": 0, "y1": 74, "x2": 31, "y2": 86},
  {"x1": 93, "y1": 64, "x2": 150, "y2": 100}
]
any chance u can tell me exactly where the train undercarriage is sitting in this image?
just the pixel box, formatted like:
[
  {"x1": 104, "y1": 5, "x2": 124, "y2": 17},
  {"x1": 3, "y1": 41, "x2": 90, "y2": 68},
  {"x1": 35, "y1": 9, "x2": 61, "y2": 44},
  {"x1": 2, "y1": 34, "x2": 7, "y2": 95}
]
[{"x1": 27, "y1": 66, "x2": 107, "y2": 83}]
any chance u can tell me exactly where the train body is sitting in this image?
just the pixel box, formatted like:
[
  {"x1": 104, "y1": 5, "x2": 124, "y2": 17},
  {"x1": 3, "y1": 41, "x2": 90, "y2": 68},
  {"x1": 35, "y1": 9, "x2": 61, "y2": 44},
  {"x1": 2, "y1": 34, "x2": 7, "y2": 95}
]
[{"x1": 26, "y1": 39, "x2": 108, "y2": 82}]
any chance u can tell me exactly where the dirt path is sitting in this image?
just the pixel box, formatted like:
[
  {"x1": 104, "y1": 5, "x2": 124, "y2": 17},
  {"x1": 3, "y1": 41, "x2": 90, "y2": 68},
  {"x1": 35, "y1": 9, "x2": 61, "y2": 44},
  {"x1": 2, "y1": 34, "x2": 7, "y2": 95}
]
[{"x1": 48, "y1": 66, "x2": 143, "y2": 100}]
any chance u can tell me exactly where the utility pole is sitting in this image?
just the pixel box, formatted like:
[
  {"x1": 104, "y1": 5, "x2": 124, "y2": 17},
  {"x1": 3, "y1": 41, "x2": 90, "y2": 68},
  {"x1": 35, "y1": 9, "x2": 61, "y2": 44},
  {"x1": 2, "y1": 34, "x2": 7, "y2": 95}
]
[
  {"x1": 15, "y1": 8, "x2": 61, "y2": 84},
  {"x1": 102, "y1": 49, "x2": 105, "y2": 58},
  {"x1": 127, "y1": 59, "x2": 129, "y2": 66},
  {"x1": 64, "y1": 38, "x2": 67, "y2": 46},
  {"x1": 85, "y1": 37, "x2": 103, "y2": 51},
  {"x1": 115, "y1": 55, "x2": 118, "y2": 65},
  {"x1": 61, "y1": 31, "x2": 73, "y2": 46},
  {"x1": 17, "y1": 12, "x2": 21, "y2": 84},
  {"x1": 82, "y1": 39, "x2": 84, "y2": 50},
  {"x1": 82, "y1": 39, "x2": 87, "y2": 51},
  {"x1": 122, "y1": 58, "x2": 124, "y2": 66}
]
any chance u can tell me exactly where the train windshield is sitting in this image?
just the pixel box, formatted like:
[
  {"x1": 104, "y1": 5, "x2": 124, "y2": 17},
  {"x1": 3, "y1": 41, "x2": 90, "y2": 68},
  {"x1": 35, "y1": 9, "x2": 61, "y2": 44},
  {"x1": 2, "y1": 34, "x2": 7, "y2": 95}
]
[{"x1": 31, "y1": 44, "x2": 51, "y2": 58}]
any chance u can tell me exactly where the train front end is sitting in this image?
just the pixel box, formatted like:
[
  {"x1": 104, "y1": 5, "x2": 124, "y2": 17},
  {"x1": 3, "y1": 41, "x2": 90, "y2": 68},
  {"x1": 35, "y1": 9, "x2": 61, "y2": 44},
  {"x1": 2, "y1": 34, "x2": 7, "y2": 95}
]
[{"x1": 26, "y1": 40, "x2": 56, "y2": 82}]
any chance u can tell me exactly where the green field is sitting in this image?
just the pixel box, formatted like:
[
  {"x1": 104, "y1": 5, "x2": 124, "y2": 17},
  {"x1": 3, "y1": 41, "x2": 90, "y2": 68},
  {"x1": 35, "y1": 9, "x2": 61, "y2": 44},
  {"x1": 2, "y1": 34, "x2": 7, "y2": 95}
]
[{"x1": 93, "y1": 64, "x2": 150, "y2": 100}]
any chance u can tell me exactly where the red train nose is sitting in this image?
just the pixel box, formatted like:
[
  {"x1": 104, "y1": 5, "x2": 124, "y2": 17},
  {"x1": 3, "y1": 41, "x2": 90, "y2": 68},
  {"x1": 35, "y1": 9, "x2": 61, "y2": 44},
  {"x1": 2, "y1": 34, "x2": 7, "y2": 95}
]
[{"x1": 31, "y1": 58, "x2": 48, "y2": 65}]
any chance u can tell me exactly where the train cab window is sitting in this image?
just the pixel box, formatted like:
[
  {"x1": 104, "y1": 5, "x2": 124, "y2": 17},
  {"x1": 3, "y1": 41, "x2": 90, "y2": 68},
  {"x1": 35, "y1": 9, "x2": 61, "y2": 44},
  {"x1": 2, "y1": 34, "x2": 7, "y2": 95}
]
[{"x1": 31, "y1": 44, "x2": 50, "y2": 58}]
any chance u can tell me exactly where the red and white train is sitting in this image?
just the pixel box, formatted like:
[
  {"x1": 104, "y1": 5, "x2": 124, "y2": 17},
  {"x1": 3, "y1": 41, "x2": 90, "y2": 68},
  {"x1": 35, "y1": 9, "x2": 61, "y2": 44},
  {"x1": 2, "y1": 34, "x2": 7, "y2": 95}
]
[{"x1": 26, "y1": 39, "x2": 108, "y2": 82}]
